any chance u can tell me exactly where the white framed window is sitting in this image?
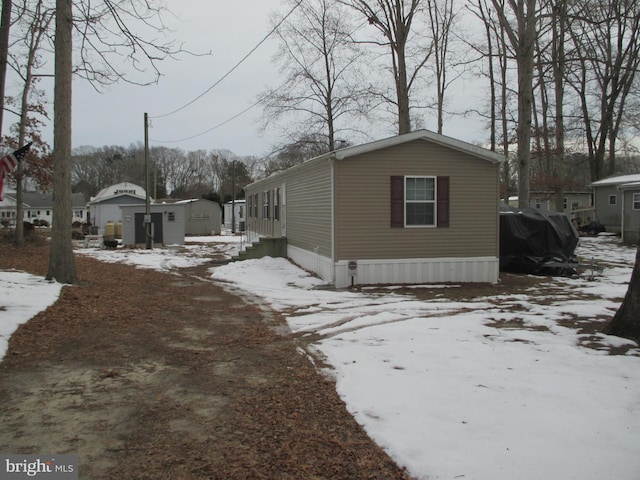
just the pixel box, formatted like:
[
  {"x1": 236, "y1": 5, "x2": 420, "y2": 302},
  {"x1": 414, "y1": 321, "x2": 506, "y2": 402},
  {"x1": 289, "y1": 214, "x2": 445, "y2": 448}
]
[
  {"x1": 609, "y1": 194, "x2": 617, "y2": 206},
  {"x1": 633, "y1": 193, "x2": 640, "y2": 210},
  {"x1": 405, "y1": 176, "x2": 436, "y2": 227},
  {"x1": 263, "y1": 191, "x2": 270, "y2": 218}
]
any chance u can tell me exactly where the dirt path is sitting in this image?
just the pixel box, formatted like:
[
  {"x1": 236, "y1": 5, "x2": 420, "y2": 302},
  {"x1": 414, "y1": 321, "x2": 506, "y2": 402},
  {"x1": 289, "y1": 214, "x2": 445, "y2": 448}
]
[{"x1": 0, "y1": 243, "x2": 411, "y2": 479}]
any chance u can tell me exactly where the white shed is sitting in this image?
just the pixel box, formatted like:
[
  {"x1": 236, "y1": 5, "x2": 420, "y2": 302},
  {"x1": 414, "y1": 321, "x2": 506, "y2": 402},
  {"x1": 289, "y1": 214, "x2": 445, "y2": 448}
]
[{"x1": 88, "y1": 182, "x2": 148, "y2": 234}]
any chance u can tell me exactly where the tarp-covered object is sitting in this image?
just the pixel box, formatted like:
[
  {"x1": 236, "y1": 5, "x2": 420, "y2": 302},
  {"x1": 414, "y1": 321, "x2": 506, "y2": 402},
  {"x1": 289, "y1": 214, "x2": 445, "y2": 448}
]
[{"x1": 500, "y1": 204, "x2": 579, "y2": 274}]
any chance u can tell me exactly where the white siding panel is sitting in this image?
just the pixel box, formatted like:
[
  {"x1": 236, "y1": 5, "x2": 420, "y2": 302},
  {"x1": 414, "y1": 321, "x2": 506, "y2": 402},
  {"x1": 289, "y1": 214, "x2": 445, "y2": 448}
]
[
  {"x1": 334, "y1": 257, "x2": 499, "y2": 288},
  {"x1": 287, "y1": 244, "x2": 334, "y2": 283}
]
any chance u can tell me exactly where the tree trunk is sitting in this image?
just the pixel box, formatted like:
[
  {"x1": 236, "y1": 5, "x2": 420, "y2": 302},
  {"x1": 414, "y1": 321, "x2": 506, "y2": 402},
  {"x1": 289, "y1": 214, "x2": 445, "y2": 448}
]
[
  {"x1": 516, "y1": 52, "x2": 534, "y2": 208},
  {"x1": 396, "y1": 47, "x2": 411, "y2": 135},
  {"x1": 552, "y1": 0, "x2": 566, "y2": 213},
  {"x1": 0, "y1": 0, "x2": 10, "y2": 143},
  {"x1": 47, "y1": 0, "x2": 78, "y2": 284},
  {"x1": 15, "y1": 34, "x2": 37, "y2": 247},
  {"x1": 603, "y1": 237, "x2": 640, "y2": 343}
]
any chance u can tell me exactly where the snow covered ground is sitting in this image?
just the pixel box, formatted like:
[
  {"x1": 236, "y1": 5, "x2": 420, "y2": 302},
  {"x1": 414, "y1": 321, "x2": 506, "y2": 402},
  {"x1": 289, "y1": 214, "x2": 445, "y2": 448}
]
[{"x1": 1, "y1": 234, "x2": 639, "y2": 480}]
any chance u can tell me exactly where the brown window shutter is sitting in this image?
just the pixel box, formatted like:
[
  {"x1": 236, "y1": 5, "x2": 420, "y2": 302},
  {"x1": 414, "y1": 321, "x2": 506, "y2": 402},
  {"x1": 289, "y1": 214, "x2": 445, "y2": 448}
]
[
  {"x1": 390, "y1": 176, "x2": 404, "y2": 228},
  {"x1": 437, "y1": 176, "x2": 450, "y2": 228}
]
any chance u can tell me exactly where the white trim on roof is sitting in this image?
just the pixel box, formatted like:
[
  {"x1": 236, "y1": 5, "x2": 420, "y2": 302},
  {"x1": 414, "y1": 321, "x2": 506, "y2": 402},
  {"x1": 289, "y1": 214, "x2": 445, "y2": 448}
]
[
  {"x1": 618, "y1": 181, "x2": 640, "y2": 190},
  {"x1": 591, "y1": 174, "x2": 640, "y2": 187},
  {"x1": 245, "y1": 130, "x2": 504, "y2": 190},
  {"x1": 333, "y1": 130, "x2": 505, "y2": 164},
  {"x1": 91, "y1": 182, "x2": 146, "y2": 202}
]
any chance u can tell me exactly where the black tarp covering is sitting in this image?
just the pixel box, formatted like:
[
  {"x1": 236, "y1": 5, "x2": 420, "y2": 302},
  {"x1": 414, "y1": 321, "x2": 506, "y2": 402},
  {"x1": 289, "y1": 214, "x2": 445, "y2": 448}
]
[{"x1": 499, "y1": 204, "x2": 579, "y2": 275}]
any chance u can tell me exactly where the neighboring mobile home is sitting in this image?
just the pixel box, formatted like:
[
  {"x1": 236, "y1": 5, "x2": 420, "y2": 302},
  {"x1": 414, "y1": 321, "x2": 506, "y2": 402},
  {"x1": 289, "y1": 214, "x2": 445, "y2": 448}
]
[
  {"x1": 0, "y1": 189, "x2": 87, "y2": 226},
  {"x1": 223, "y1": 199, "x2": 246, "y2": 232},
  {"x1": 591, "y1": 173, "x2": 640, "y2": 239},
  {"x1": 244, "y1": 130, "x2": 504, "y2": 288}
]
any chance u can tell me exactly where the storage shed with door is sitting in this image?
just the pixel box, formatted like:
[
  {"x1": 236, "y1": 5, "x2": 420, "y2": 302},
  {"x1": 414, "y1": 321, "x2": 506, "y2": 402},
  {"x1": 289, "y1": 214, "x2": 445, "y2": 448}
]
[
  {"x1": 243, "y1": 130, "x2": 503, "y2": 288},
  {"x1": 120, "y1": 203, "x2": 186, "y2": 247}
]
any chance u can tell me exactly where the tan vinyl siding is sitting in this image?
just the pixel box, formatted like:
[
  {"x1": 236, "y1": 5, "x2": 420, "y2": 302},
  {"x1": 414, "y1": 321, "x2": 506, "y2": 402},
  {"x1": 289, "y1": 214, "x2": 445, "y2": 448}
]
[
  {"x1": 245, "y1": 157, "x2": 333, "y2": 257},
  {"x1": 334, "y1": 140, "x2": 499, "y2": 261},
  {"x1": 285, "y1": 159, "x2": 333, "y2": 257}
]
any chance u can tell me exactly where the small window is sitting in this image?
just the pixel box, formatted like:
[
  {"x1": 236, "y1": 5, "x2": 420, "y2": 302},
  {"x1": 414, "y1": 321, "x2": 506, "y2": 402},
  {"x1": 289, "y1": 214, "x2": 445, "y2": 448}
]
[
  {"x1": 405, "y1": 177, "x2": 436, "y2": 227},
  {"x1": 633, "y1": 193, "x2": 640, "y2": 210},
  {"x1": 274, "y1": 188, "x2": 280, "y2": 220},
  {"x1": 609, "y1": 194, "x2": 617, "y2": 206},
  {"x1": 168, "y1": 212, "x2": 175, "y2": 221},
  {"x1": 263, "y1": 191, "x2": 270, "y2": 219}
]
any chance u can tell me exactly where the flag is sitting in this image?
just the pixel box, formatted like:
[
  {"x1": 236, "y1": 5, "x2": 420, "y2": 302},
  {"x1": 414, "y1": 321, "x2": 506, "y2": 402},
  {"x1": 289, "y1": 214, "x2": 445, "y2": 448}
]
[{"x1": 0, "y1": 142, "x2": 33, "y2": 201}]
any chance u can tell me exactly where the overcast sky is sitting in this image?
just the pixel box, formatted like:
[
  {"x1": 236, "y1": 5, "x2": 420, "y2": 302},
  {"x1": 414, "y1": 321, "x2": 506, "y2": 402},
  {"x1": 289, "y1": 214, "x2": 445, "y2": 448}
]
[
  {"x1": 4, "y1": 1, "x2": 490, "y2": 158},
  {"x1": 71, "y1": 0, "x2": 286, "y2": 156}
]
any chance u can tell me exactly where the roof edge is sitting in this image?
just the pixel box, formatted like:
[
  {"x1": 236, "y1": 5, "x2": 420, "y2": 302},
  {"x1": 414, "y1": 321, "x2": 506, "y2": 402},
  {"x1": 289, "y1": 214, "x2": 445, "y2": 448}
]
[{"x1": 334, "y1": 129, "x2": 505, "y2": 163}]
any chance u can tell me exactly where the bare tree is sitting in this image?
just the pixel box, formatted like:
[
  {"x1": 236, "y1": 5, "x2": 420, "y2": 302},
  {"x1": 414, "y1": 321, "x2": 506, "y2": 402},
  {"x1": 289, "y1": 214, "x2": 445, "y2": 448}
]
[
  {"x1": 44, "y1": 0, "x2": 184, "y2": 283},
  {"x1": 467, "y1": 0, "x2": 516, "y2": 199},
  {"x1": 426, "y1": 0, "x2": 459, "y2": 134},
  {"x1": 565, "y1": 0, "x2": 640, "y2": 181},
  {"x1": 490, "y1": 0, "x2": 539, "y2": 208},
  {"x1": 550, "y1": 0, "x2": 567, "y2": 212},
  {"x1": 261, "y1": 0, "x2": 370, "y2": 151},
  {"x1": 7, "y1": 0, "x2": 54, "y2": 245},
  {"x1": 339, "y1": 0, "x2": 430, "y2": 135}
]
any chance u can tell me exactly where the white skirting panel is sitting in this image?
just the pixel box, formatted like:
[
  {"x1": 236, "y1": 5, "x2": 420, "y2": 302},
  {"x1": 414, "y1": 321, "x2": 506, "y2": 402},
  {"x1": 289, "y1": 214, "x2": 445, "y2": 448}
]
[
  {"x1": 334, "y1": 257, "x2": 499, "y2": 288},
  {"x1": 287, "y1": 244, "x2": 335, "y2": 284}
]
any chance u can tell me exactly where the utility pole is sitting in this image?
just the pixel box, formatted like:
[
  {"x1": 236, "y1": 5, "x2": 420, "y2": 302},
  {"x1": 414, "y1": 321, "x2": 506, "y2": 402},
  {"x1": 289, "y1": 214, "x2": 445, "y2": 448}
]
[
  {"x1": 144, "y1": 113, "x2": 152, "y2": 249},
  {"x1": 231, "y1": 159, "x2": 236, "y2": 234}
]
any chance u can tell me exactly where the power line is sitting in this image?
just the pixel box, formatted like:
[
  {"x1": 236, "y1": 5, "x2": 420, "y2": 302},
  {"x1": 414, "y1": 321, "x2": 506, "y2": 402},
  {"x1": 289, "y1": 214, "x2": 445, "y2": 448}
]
[
  {"x1": 150, "y1": 78, "x2": 294, "y2": 145},
  {"x1": 150, "y1": 0, "x2": 303, "y2": 120},
  {"x1": 150, "y1": 99, "x2": 261, "y2": 144}
]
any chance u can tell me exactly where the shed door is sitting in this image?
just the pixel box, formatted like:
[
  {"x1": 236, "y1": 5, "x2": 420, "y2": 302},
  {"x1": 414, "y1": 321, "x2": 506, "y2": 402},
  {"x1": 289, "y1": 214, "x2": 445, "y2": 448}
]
[{"x1": 134, "y1": 213, "x2": 163, "y2": 244}]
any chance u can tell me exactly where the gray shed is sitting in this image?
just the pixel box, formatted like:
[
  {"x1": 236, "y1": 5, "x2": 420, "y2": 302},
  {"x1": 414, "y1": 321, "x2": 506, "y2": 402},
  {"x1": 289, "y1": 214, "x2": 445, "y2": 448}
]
[
  {"x1": 120, "y1": 204, "x2": 186, "y2": 247},
  {"x1": 173, "y1": 198, "x2": 222, "y2": 235}
]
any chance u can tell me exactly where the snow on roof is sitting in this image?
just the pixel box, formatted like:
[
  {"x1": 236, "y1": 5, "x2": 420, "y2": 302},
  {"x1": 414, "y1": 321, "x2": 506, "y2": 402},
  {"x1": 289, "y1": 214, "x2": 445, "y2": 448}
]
[{"x1": 590, "y1": 173, "x2": 640, "y2": 187}]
